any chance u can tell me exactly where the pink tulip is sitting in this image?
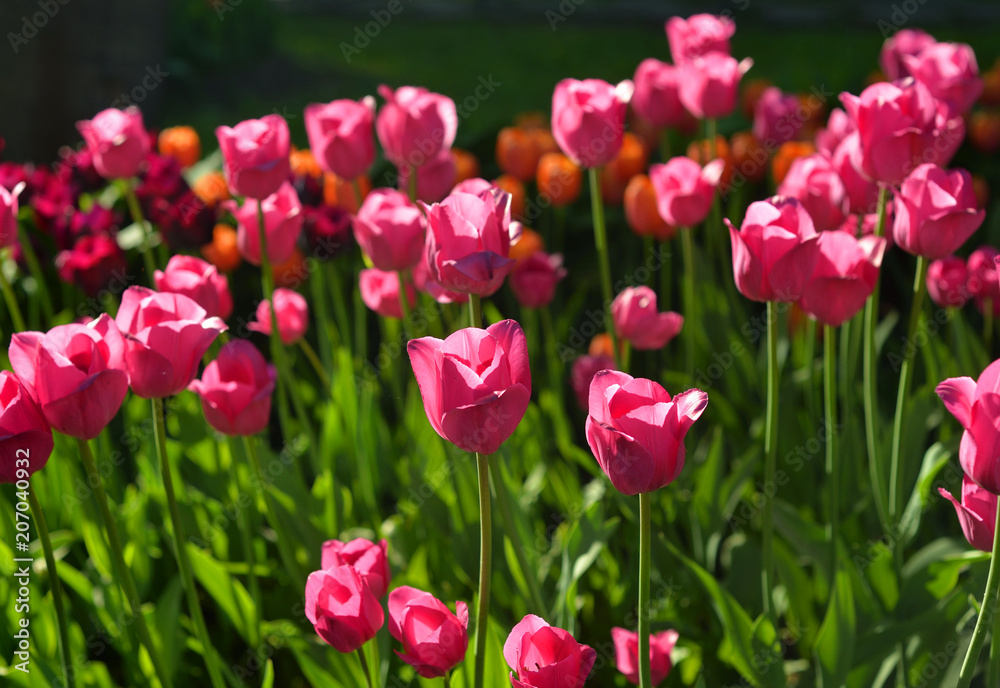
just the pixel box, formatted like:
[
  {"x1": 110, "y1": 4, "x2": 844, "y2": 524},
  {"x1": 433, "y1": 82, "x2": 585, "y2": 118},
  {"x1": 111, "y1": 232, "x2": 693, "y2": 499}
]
[
  {"x1": 892, "y1": 163, "x2": 984, "y2": 260},
  {"x1": 798, "y1": 233, "x2": 886, "y2": 327},
  {"x1": 880, "y1": 29, "x2": 937, "y2": 81},
  {"x1": 388, "y1": 586, "x2": 469, "y2": 678},
  {"x1": 452, "y1": 177, "x2": 495, "y2": 196},
  {"x1": 376, "y1": 85, "x2": 458, "y2": 170},
  {"x1": 927, "y1": 256, "x2": 971, "y2": 308},
  {"x1": 612, "y1": 627, "x2": 679, "y2": 686},
  {"x1": 510, "y1": 252, "x2": 566, "y2": 310},
  {"x1": 831, "y1": 133, "x2": 879, "y2": 216},
  {"x1": 504, "y1": 615, "x2": 596, "y2": 688},
  {"x1": 0, "y1": 371, "x2": 54, "y2": 483},
  {"x1": 649, "y1": 157, "x2": 724, "y2": 228},
  {"x1": 777, "y1": 154, "x2": 848, "y2": 231},
  {"x1": 677, "y1": 53, "x2": 752, "y2": 120},
  {"x1": 396, "y1": 147, "x2": 457, "y2": 203},
  {"x1": 753, "y1": 87, "x2": 804, "y2": 147},
  {"x1": 116, "y1": 287, "x2": 227, "y2": 399},
  {"x1": 56, "y1": 234, "x2": 128, "y2": 298},
  {"x1": 726, "y1": 196, "x2": 820, "y2": 303},
  {"x1": 586, "y1": 370, "x2": 707, "y2": 495},
  {"x1": 0, "y1": 182, "x2": 24, "y2": 249},
  {"x1": 940, "y1": 475, "x2": 999, "y2": 552},
  {"x1": 188, "y1": 339, "x2": 276, "y2": 436},
  {"x1": 413, "y1": 250, "x2": 469, "y2": 305},
  {"x1": 938, "y1": 360, "x2": 1000, "y2": 495},
  {"x1": 904, "y1": 42, "x2": 982, "y2": 116},
  {"x1": 968, "y1": 247, "x2": 1000, "y2": 316},
  {"x1": 933, "y1": 100, "x2": 966, "y2": 168},
  {"x1": 815, "y1": 109, "x2": 854, "y2": 158},
  {"x1": 839, "y1": 79, "x2": 938, "y2": 186},
  {"x1": 570, "y1": 354, "x2": 615, "y2": 411},
  {"x1": 321, "y1": 538, "x2": 391, "y2": 599},
  {"x1": 422, "y1": 186, "x2": 516, "y2": 296},
  {"x1": 247, "y1": 288, "x2": 309, "y2": 345},
  {"x1": 551, "y1": 78, "x2": 634, "y2": 168},
  {"x1": 154, "y1": 255, "x2": 233, "y2": 320},
  {"x1": 76, "y1": 107, "x2": 149, "y2": 179},
  {"x1": 352, "y1": 188, "x2": 427, "y2": 272},
  {"x1": 225, "y1": 181, "x2": 302, "y2": 266},
  {"x1": 612, "y1": 286, "x2": 684, "y2": 351},
  {"x1": 304, "y1": 564, "x2": 384, "y2": 653},
  {"x1": 215, "y1": 114, "x2": 291, "y2": 200},
  {"x1": 9, "y1": 314, "x2": 128, "y2": 439},
  {"x1": 360, "y1": 268, "x2": 417, "y2": 320},
  {"x1": 665, "y1": 13, "x2": 735, "y2": 64},
  {"x1": 304, "y1": 96, "x2": 376, "y2": 181},
  {"x1": 408, "y1": 320, "x2": 531, "y2": 455},
  {"x1": 631, "y1": 59, "x2": 686, "y2": 129}
]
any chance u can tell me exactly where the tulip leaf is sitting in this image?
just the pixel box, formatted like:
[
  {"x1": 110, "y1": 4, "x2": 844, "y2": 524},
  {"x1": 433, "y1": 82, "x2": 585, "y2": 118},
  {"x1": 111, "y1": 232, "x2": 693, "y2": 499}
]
[
  {"x1": 261, "y1": 660, "x2": 274, "y2": 688},
  {"x1": 898, "y1": 440, "x2": 957, "y2": 549},
  {"x1": 186, "y1": 545, "x2": 255, "y2": 644},
  {"x1": 814, "y1": 569, "x2": 855, "y2": 688}
]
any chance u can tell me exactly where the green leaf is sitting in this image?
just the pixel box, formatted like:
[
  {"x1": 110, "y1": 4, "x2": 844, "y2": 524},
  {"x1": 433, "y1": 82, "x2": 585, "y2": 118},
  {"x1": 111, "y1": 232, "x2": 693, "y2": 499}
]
[
  {"x1": 814, "y1": 569, "x2": 855, "y2": 688},
  {"x1": 261, "y1": 660, "x2": 275, "y2": 688},
  {"x1": 898, "y1": 440, "x2": 956, "y2": 548},
  {"x1": 187, "y1": 545, "x2": 256, "y2": 644}
]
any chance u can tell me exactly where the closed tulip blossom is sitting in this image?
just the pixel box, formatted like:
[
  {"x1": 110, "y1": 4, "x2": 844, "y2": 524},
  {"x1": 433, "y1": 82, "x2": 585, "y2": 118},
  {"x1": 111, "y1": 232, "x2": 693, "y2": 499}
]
[
  {"x1": 777, "y1": 154, "x2": 848, "y2": 231},
  {"x1": 408, "y1": 320, "x2": 531, "y2": 455},
  {"x1": 551, "y1": 78, "x2": 634, "y2": 168},
  {"x1": 612, "y1": 628, "x2": 679, "y2": 686},
  {"x1": 247, "y1": 288, "x2": 309, "y2": 345},
  {"x1": 304, "y1": 97, "x2": 376, "y2": 181},
  {"x1": 9, "y1": 314, "x2": 128, "y2": 439},
  {"x1": 509, "y1": 252, "x2": 566, "y2": 309},
  {"x1": 422, "y1": 186, "x2": 517, "y2": 296},
  {"x1": 304, "y1": 564, "x2": 384, "y2": 654},
  {"x1": 612, "y1": 287, "x2": 684, "y2": 351},
  {"x1": 225, "y1": 181, "x2": 303, "y2": 266},
  {"x1": 76, "y1": 107, "x2": 149, "y2": 179},
  {"x1": 677, "y1": 53, "x2": 752, "y2": 120},
  {"x1": 0, "y1": 182, "x2": 24, "y2": 248},
  {"x1": 726, "y1": 197, "x2": 820, "y2": 303},
  {"x1": 321, "y1": 538, "x2": 391, "y2": 599},
  {"x1": 940, "y1": 475, "x2": 998, "y2": 552},
  {"x1": 115, "y1": 287, "x2": 227, "y2": 399},
  {"x1": 938, "y1": 360, "x2": 1000, "y2": 495},
  {"x1": 360, "y1": 268, "x2": 417, "y2": 319},
  {"x1": 504, "y1": 615, "x2": 596, "y2": 688},
  {"x1": 154, "y1": 255, "x2": 233, "y2": 320},
  {"x1": 753, "y1": 87, "x2": 804, "y2": 147},
  {"x1": 831, "y1": 133, "x2": 879, "y2": 216},
  {"x1": 215, "y1": 114, "x2": 290, "y2": 200},
  {"x1": 571, "y1": 354, "x2": 616, "y2": 411},
  {"x1": 586, "y1": 371, "x2": 708, "y2": 495},
  {"x1": 631, "y1": 59, "x2": 687, "y2": 129},
  {"x1": 388, "y1": 587, "x2": 469, "y2": 678},
  {"x1": 188, "y1": 339, "x2": 276, "y2": 436},
  {"x1": 927, "y1": 256, "x2": 970, "y2": 308},
  {"x1": 892, "y1": 163, "x2": 984, "y2": 260},
  {"x1": 933, "y1": 100, "x2": 966, "y2": 170},
  {"x1": 968, "y1": 247, "x2": 1000, "y2": 315},
  {"x1": 0, "y1": 371, "x2": 54, "y2": 482},
  {"x1": 880, "y1": 28, "x2": 937, "y2": 81},
  {"x1": 798, "y1": 232, "x2": 887, "y2": 327},
  {"x1": 376, "y1": 85, "x2": 458, "y2": 170},
  {"x1": 352, "y1": 188, "x2": 427, "y2": 272},
  {"x1": 665, "y1": 13, "x2": 735, "y2": 64},
  {"x1": 904, "y1": 42, "x2": 983, "y2": 116},
  {"x1": 649, "y1": 157, "x2": 724, "y2": 228},
  {"x1": 396, "y1": 147, "x2": 457, "y2": 203}
]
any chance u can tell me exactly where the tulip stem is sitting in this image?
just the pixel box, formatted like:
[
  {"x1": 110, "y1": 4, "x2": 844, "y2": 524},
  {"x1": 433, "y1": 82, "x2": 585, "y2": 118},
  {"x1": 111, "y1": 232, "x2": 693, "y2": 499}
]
[
  {"x1": 123, "y1": 183, "x2": 159, "y2": 286},
  {"x1": 0, "y1": 251, "x2": 26, "y2": 332},
  {"x1": 957, "y1": 505, "x2": 1000, "y2": 688},
  {"x1": 473, "y1": 452, "x2": 492, "y2": 688},
  {"x1": 76, "y1": 437, "x2": 173, "y2": 688},
  {"x1": 990, "y1": 608, "x2": 1000, "y2": 688},
  {"x1": 225, "y1": 435, "x2": 262, "y2": 649},
  {"x1": 407, "y1": 165, "x2": 418, "y2": 205},
  {"x1": 638, "y1": 491, "x2": 652, "y2": 688},
  {"x1": 823, "y1": 324, "x2": 838, "y2": 584},
  {"x1": 16, "y1": 226, "x2": 55, "y2": 323},
  {"x1": 985, "y1": 299, "x2": 994, "y2": 355},
  {"x1": 681, "y1": 227, "x2": 696, "y2": 380},
  {"x1": 356, "y1": 646, "x2": 375, "y2": 688},
  {"x1": 352, "y1": 179, "x2": 364, "y2": 210},
  {"x1": 397, "y1": 269, "x2": 413, "y2": 340},
  {"x1": 469, "y1": 293, "x2": 483, "y2": 329},
  {"x1": 152, "y1": 398, "x2": 227, "y2": 688},
  {"x1": 27, "y1": 485, "x2": 74, "y2": 688},
  {"x1": 297, "y1": 338, "x2": 331, "y2": 389},
  {"x1": 588, "y1": 166, "x2": 619, "y2": 367},
  {"x1": 761, "y1": 301, "x2": 779, "y2": 629},
  {"x1": 864, "y1": 186, "x2": 890, "y2": 532},
  {"x1": 490, "y1": 460, "x2": 546, "y2": 614}
]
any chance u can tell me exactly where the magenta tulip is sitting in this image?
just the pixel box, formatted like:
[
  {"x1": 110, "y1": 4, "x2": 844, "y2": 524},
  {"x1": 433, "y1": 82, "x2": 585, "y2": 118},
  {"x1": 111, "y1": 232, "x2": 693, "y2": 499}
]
[
  {"x1": 304, "y1": 96, "x2": 376, "y2": 181},
  {"x1": 798, "y1": 232, "x2": 887, "y2": 327},
  {"x1": 352, "y1": 188, "x2": 427, "y2": 272},
  {"x1": 892, "y1": 163, "x2": 984, "y2": 260},
  {"x1": 188, "y1": 339, "x2": 276, "y2": 436},
  {"x1": 932, "y1": 100, "x2": 966, "y2": 169},
  {"x1": 665, "y1": 13, "x2": 735, "y2": 64},
  {"x1": 570, "y1": 354, "x2": 616, "y2": 411},
  {"x1": 413, "y1": 250, "x2": 469, "y2": 305},
  {"x1": 777, "y1": 153, "x2": 848, "y2": 231},
  {"x1": 215, "y1": 114, "x2": 291, "y2": 200},
  {"x1": 154, "y1": 255, "x2": 233, "y2": 320},
  {"x1": 360, "y1": 268, "x2": 417, "y2": 320},
  {"x1": 880, "y1": 28, "x2": 937, "y2": 81},
  {"x1": 56, "y1": 234, "x2": 128, "y2": 298},
  {"x1": 225, "y1": 181, "x2": 302, "y2": 266},
  {"x1": 76, "y1": 107, "x2": 149, "y2": 180},
  {"x1": 376, "y1": 85, "x2": 458, "y2": 170},
  {"x1": 304, "y1": 564, "x2": 384, "y2": 653},
  {"x1": 612, "y1": 286, "x2": 683, "y2": 351},
  {"x1": 677, "y1": 53, "x2": 752, "y2": 120},
  {"x1": 116, "y1": 287, "x2": 227, "y2": 399},
  {"x1": 9, "y1": 314, "x2": 128, "y2": 440},
  {"x1": 504, "y1": 615, "x2": 596, "y2": 688},
  {"x1": 753, "y1": 87, "x2": 804, "y2": 147},
  {"x1": 0, "y1": 182, "x2": 24, "y2": 249},
  {"x1": 649, "y1": 157, "x2": 723, "y2": 228},
  {"x1": 904, "y1": 42, "x2": 983, "y2": 116},
  {"x1": 726, "y1": 196, "x2": 820, "y2": 303},
  {"x1": 831, "y1": 133, "x2": 879, "y2": 216},
  {"x1": 388, "y1": 586, "x2": 469, "y2": 678},
  {"x1": 321, "y1": 538, "x2": 391, "y2": 599},
  {"x1": 815, "y1": 108, "x2": 854, "y2": 158},
  {"x1": 0, "y1": 371, "x2": 54, "y2": 483},
  {"x1": 612, "y1": 627, "x2": 679, "y2": 686},
  {"x1": 551, "y1": 78, "x2": 634, "y2": 168},
  {"x1": 968, "y1": 247, "x2": 1000, "y2": 316},
  {"x1": 247, "y1": 288, "x2": 308, "y2": 345},
  {"x1": 510, "y1": 252, "x2": 566, "y2": 310},
  {"x1": 452, "y1": 177, "x2": 495, "y2": 196},
  {"x1": 940, "y1": 475, "x2": 999, "y2": 552},
  {"x1": 938, "y1": 361, "x2": 1000, "y2": 495},
  {"x1": 586, "y1": 370, "x2": 707, "y2": 495},
  {"x1": 408, "y1": 320, "x2": 531, "y2": 455},
  {"x1": 927, "y1": 256, "x2": 971, "y2": 308},
  {"x1": 396, "y1": 147, "x2": 457, "y2": 203},
  {"x1": 631, "y1": 59, "x2": 686, "y2": 129}
]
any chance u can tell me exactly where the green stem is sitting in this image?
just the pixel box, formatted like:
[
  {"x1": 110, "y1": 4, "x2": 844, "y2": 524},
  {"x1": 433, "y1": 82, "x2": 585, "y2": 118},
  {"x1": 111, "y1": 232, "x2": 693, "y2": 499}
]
[
  {"x1": 352, "y1": 179, "x2": 364, "y2": 210},
  {"x1": 621, "y1": 340, "x2": 632, "y2": 374},
  {"x1": 357, "y1": 645, "x2": 375, "y2": 688},
  {"x1": 76, "y1": 438, "x2": 173, "y2": 688},
  {"x1": 152, "y1": 399, "x2": 226, "y2": 688},
  {"x1": 226, "y1": 436, "x2": 261, "y2": 649},
  {"x1": 469, "y1": 293, "x2": 483, "y2": 329},
  {"x1": 864, "y1": 187, "x2": 890, "y2": 531},
  {"x1": 326, "y1": 260, "x2": 353, "y2": 357},
  {"x1": 638, "y1": 491, "x2": 652, "y2": 688},
  {"x1": 17, "y1": 226, "x2": 55, "y2": 322},
  {"x1": 473, "y1": 452, "x2": 492, "y2": 688},
  {"x1": 658, "y1": 128, "x2": 672, "y2": 163},
  {"x1": 297, "y1": 338, "x2": 331, "y2": 389},
  {"x1": 123, "y1": 183, "x2": 159, "y2": 286},
  {"x1": 490, "y1": 461, "x2": 545, "y2": 613},
  {"x1": 397, "y1": 270, "x2": 413, "y2": 339},
  {"x1": 681, "y1": 227, "x2": 696, "y2": 380},
  {"x1": 824, "y1": 325, "x2": 838, "y2": 584},
  {"x1": 957, "y1": 506, "x2": 1000, "y2": 688},
  {"x1": 28, "y1": 486, "x2": 74, "y2": 688},
  {"x1": 762, "y1": 301, "x2": 779, "y2": 628},
  {"x1": 539, "y1": 306, "x2": 563, "y2": 407},
  {"x1": 0, "y1": 254, "x2": 26, "y2": 332},
  {"x1": 588, "y1": 166, "x2": 619, "y2": 368},
  {"x1": 407, "y1": 165, "x2": 418, "y2": 205}
]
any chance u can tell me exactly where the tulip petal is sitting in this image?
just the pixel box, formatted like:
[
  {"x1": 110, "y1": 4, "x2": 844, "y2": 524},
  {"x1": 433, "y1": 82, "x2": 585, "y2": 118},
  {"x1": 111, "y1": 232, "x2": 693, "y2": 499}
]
[
  {"x1": 504, "y1": 614, "x2": 550, "y2": 671},
  {"x1": 407, "y1": 337, "x2": 446, "y2": 438},
  {"x1": 936, "y1": 376, "x2": 977, "y2": 430},
  {"x1": 42, "y1": 369, "x2": 128, "y2": 439},
  {"x1": 440, "y1": 384, "x2": 530, "y2": 454},
  {"x1": 487, "y1": 320, "x2": 531, "y2": 391},
  {"x1": 585, "y1": 417, "x2": 656, "y2": 496}
]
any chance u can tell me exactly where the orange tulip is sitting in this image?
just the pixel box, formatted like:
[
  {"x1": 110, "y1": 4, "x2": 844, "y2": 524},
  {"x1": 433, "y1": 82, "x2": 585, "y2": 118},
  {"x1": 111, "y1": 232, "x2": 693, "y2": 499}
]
[
  {"x1": 158, "y1": 125, "x2": 201, "y2": 169},
  {"x1": 624, "y1": 174, "x2": 675, "y2": 241},
  {"x1": 290, "y1": 147, "x2": 322, "y2": 179},
  {"x1": 324, "y1": 173, "x2": 371, "y2": 213},
  {"x1": 601, "y1": 133, "x2": 648, "y2": 206},
  {"x1": 771, "y1": 141, "x2": 816, "y2": 185},
  {"x1": 192, "y1": 171, "x2": 231, "y2": 209},
  {"x1": 687, "y1": 135, "x2": 733, "y2": 190},
  {"x1": 530, "y1": 128, "x2": 560, "y2": 157},
  {"x1": 589, "y1": 333, "x2": 614, "y2": 359},
  {"x1": 452, "y1": 148, "x2": 480, "y2": 184},
  {"x1": 729, "y1": 131, "x2": 768, "y2": 184},
  {"x1": 514, "y1": 112, "x2": 548, "y2": 130},
  {"x1": 537, "y1": 152, "x2": 582, "y2": 207},
  {"x1": 494, "y1": 174, "x2": 526, "y2": 220},
  {"x1": 273, "y1": 247, "x2": 307, "y2": 289},
  {"x1": 496, "y1": 127, "x2": 540, "y2": 182},
  {"x1": 970, "y1": 111, "x2": 1000, "y2": 154},
  {"x1": 201, "y1": 224, "x2": 241, "y2": 273},
  {"x1": 510, "y1": 228, "x2": 545, "y2": 263}
]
